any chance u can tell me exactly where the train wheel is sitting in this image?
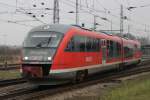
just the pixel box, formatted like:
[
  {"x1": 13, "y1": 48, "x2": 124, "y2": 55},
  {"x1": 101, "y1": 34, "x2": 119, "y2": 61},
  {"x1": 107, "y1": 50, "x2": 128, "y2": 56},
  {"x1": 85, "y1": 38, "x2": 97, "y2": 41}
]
[
  {"x1": 75, "y1": 70, "x2": 88, "y2": 83},
  {"x1": 118, "y1": 63, "x2": 125, "y2": 71},
  {"x1": 128, "y1": 63, "x2": 137, "y2": 69}
]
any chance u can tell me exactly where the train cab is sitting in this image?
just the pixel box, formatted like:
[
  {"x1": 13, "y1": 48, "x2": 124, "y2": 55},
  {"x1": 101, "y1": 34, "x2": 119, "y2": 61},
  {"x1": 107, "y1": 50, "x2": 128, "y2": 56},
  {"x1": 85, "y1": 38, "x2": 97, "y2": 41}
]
[{"x1": 22, "y1": 24, "x2": 71, "y2": 78}]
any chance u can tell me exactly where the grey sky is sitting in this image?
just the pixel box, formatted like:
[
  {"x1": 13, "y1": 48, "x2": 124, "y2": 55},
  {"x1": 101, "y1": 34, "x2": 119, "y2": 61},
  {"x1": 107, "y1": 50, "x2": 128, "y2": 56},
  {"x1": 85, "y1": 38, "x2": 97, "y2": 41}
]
[{"x1": 0, "y1": 0, "x2": 150, "y2": 46}]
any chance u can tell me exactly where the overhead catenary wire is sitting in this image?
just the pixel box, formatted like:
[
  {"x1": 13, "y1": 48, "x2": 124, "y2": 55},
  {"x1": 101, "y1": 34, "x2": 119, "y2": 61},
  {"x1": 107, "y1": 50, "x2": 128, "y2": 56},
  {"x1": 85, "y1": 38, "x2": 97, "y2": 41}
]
[
  {"x1": 64, "y1": 0, "x2": 123, "y2": 21},
  {"x1": 61, "y1": 0, "x2": 120, "y2": 27},
  {"x1": 96, "y1": 1, "x2": 150, "y2": 33},
  {"x1": 67, "y1": 0, "x2": 150, "y2": 35},
  {"x1": 61, "y1": 0, "x2": 111, "y2": 21},
  {"x1": 0, "y1": 18, "x2": 35, "y2": 27},
  {"x1": 113, "y1": 0, "x2": 122, "y2": 6},
  {"x1": 0, "y1": 2, "x2": 47, "y2": 24},
  {"x1": 96, "y1": 0, "x2": 107, "y2": 11},
  {"x1": 125, "y1": 0, "x2": 130, "y2": 6},
  {"x1": 0, "y1": 0, "x2": 149, "y2": 36},
  {"x1": 140, "y1": 4, "x2": 150, "y2": 8},
  {"x1": 65, "y1": 0, "x2": 106, "y2": 13},
  {"x1": 61, "y1": 0, "x2": 122, "y2": 31},
  {"x1": 16, "y1": 8, "x2": 47, "y2": 24}
]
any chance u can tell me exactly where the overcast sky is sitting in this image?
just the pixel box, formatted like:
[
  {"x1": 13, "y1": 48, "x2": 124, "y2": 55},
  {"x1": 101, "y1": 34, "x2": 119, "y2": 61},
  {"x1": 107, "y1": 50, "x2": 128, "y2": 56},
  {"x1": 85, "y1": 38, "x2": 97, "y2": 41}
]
[{"x1": 0, "y1": 0, "x2": 150, "y2": 46}]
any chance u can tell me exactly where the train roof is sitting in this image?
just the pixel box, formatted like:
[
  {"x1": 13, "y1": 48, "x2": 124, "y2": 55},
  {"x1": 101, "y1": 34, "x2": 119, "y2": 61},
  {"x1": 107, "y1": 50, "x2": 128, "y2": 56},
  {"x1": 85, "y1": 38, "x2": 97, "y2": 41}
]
[
  {"x1": 29, "y1": 24, "x2": 74, "y2": 34},
  {"x1": 29, "y1": 24, "x2": 140, "y2": 45}
]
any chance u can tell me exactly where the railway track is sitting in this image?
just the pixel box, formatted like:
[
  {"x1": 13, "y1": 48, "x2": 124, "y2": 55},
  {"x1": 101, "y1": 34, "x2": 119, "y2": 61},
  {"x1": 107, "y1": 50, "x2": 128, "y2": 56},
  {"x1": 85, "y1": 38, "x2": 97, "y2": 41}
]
[
  {"x1": 0, "y1": 78, "x2": 27, "y2": 87},
  {"x1": 1, "y1": 60, "x2": 150, "y2": 100},
  {"x1": 0, "y1": 64, "x2": 20, "y2": 70},
  {"x1": 0, "y1": 84, "x2": 38, "y2": 100}
]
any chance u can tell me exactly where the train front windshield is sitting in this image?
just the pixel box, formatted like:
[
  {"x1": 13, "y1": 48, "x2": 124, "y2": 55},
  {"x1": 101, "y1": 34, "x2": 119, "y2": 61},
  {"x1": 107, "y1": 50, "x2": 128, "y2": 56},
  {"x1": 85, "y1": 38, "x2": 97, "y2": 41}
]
[
  {"x1": 23, "y1": 31, "x2": 63, "y2": 63},
  {"x1": 24, "y1": 31, "x2": 63, "y2": 48}
]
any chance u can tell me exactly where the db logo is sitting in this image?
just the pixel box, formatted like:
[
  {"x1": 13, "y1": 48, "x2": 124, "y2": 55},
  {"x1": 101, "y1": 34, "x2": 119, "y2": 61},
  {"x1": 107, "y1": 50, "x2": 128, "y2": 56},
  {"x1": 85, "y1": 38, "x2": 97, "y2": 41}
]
[{"x1": 85, "y1": 56, "x2": 93, "y2": 62}]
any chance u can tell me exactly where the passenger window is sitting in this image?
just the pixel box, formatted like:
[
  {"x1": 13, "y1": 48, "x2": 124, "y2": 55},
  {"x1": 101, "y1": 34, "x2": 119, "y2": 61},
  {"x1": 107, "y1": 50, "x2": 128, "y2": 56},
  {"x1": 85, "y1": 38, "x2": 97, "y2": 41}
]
[
  {"x1": 107, "y1": 40, "x2": 113, "y2": 58},
  {"x1": 124, "y1": 45, "x2": 134, "y2": 58},
  {"x1": 65, "y1": 35, "x2": 101, "y2": 52},
  {"x1": 116, "y1": 42, "x2": 121, "y2": 57},
  {"x1": 86, "y1": 37, "x2": 93, "y2": 51},
  {"x1": 107, "y1": 40, "x2": 121, "y2": 59},
  {"x1": 76, "y1": 36, "x2": 86, "y2": 52},
  {"x1": 65, "y1": 37, "x2": 75, "y2": 51}
]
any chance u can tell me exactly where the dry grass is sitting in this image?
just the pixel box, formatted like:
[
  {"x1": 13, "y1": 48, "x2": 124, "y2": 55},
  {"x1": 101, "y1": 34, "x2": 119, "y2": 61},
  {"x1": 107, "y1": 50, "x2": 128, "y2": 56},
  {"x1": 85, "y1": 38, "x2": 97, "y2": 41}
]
[
  {"x1": 0, "y1": 70, "x2": 21, "y2": 79},
  {"x1": 101, "y1": 76, "x2": 150, "y2": 100}
]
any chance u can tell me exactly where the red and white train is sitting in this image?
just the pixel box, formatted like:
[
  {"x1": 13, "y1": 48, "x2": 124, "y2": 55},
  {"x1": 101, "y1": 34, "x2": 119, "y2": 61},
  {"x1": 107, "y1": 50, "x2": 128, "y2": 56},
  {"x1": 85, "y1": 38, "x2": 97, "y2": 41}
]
[{"x1": 21, "y1": 24, "x2": 142, "y2": 84}]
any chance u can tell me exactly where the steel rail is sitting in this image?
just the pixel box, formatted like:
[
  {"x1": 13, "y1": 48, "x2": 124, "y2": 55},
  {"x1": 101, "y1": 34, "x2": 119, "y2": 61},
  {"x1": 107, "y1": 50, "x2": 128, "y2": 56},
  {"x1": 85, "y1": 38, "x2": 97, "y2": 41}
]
[
  {"x1": 0, "y1": 78, "x2": 26, "y2": 87},
  {"x1": 1, "y1": 59, "x2": 150, "y2": 100}
]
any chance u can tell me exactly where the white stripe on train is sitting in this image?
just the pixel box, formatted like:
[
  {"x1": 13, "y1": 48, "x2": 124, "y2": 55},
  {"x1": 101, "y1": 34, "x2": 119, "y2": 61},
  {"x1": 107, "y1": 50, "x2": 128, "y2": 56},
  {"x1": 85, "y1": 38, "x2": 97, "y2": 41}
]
[{"x1": 50, "y1": 58, "x2": 140, "y2": 74}]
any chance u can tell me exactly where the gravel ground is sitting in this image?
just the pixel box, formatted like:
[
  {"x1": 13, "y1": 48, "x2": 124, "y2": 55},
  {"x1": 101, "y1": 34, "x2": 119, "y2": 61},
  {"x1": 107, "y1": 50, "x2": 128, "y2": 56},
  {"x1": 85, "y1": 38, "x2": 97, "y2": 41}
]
[
  {"x1": 39, "y1": 81, "x2": 120, "y2": 100},
  {"x1": 38, "y1": 72, "x2": 150, "y2": 100}
]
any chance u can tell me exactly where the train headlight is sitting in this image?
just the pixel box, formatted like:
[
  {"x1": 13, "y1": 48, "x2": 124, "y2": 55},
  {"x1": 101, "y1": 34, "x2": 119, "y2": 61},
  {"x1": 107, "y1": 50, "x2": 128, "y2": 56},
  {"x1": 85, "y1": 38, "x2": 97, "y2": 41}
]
[
  {"x1": 48, "y1": 57, "x2": 52, "y2": 61},
  {"x1": 24, "y1": 56, "x2": 29, "y2": 60}
]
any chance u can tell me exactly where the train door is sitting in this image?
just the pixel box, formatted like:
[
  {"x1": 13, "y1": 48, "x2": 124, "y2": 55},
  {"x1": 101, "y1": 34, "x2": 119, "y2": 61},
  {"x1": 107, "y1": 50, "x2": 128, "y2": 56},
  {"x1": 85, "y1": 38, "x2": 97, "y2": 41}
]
[{"x1": 101, "y1": 39, "x2": 107, "y2": 65}]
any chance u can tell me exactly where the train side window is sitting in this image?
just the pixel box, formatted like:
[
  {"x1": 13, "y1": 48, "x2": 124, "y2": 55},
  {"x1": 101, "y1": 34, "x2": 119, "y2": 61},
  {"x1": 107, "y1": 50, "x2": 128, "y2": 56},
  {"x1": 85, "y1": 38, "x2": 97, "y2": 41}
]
[
  {"x1": 75, "y1": 35, "x2": 86, "y2": 52},
  {"x1": 65, "y1": 37, "x2": 75, "y2": 51},
  {"x1": 86, "y1": 37, "x2": 100, "y2": 52},
  {"x1": 95, "y1": 38, "x2": 100, "y2": 51},
  {"x1": 107, "y1": 40, "x2": 121, "y2": 59},
  {"x1": 107, "y1": 40, "x2": 113, "y2": 59},
  {"x1": 65, "y1": 35, "x2": 101, "y2": 52},
  {"x1": 65, "y1": 35, "x2": 86, "y2": 52},
  {"x1": 86, "y1": 37, "x2": 92, "y2": 51},
  {"x1": 115, "y1": 42, "x2": 121, "y2": 57},
  {"x1": 124, "y1": 45, "x2": 134, "y2": 58}
]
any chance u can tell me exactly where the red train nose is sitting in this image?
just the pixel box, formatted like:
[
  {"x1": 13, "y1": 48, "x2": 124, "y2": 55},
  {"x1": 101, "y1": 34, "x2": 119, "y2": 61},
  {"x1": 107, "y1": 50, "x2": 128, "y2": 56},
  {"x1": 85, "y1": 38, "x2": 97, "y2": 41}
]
[
  {"x1": 22, "y1": 64, "x2": 51, "y2": 78},
  {"x1": 22, "y1": 66, "x2": 43, "y2": 78}
]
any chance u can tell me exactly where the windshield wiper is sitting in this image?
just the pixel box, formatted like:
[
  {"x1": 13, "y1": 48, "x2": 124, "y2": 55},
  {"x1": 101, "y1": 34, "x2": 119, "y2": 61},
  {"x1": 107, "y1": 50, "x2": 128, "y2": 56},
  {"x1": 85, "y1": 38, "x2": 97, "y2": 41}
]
[
  {"x1": 47, "y1": 37, "x2": 52, "y2": 46},
  {"x1": 35, "y1": 37, "x2": 52, "y2": 47},
  {"x1": 36, "y1": 40, "x2": 47, "y2": 47},
  {"x1": 36, "y1": 43, "x2": 42, "y2": 47}
]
